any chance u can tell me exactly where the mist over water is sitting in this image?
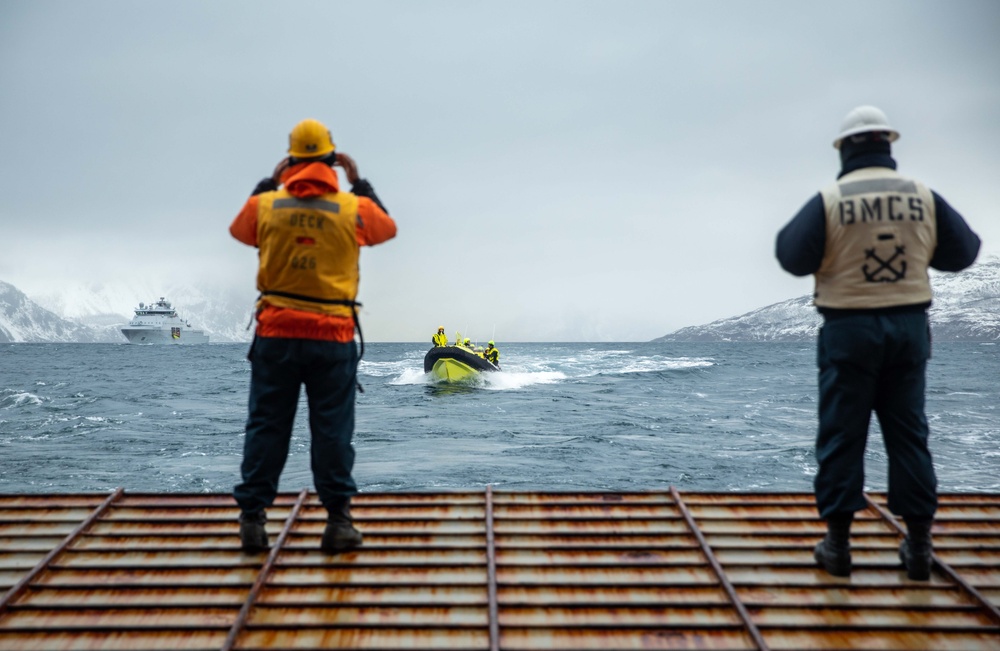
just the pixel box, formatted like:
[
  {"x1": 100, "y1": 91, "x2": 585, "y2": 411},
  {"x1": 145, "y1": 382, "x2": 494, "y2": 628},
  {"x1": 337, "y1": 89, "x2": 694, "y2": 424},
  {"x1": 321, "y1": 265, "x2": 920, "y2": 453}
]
[{"x1": 1, "y1": 342, "x2": 997, "y2": 496}]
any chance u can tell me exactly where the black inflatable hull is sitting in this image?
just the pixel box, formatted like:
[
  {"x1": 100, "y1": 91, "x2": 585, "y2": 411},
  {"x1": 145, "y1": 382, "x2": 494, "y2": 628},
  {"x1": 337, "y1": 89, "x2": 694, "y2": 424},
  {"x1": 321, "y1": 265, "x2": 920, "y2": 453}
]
[{"x1": 424, "y1": 346, "x2": 499, "y2": 380}]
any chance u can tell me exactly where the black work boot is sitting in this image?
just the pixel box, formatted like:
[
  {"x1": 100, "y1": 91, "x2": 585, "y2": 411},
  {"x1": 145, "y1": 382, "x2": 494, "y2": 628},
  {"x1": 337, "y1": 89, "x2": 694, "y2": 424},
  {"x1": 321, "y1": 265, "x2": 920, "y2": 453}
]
[
  {"x1": 899, "y1": 517, "x2": 933, "y2": 581},
  {"x1": 321, "y1": 500, "x2": 363, "y2": 554},
  {"x1": 814, "y1": 514, "x2": 853, "y2": 577},
  {"x1": 239, "y1": 510, "x2": 269, "y2": 553}
]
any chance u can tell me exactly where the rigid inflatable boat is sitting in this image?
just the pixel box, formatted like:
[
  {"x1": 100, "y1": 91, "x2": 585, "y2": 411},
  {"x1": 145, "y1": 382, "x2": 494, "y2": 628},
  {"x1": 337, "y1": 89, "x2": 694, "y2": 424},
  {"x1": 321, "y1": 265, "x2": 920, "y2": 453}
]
[{"x1": 424, "y1": 346, "x2": 500, "y2": 381}]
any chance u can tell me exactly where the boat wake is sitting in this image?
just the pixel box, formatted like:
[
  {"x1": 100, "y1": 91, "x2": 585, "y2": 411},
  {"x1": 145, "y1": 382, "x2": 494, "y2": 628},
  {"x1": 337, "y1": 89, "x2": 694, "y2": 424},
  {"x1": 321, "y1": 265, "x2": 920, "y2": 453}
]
[
  {"x1": 370, "y1": 345, "x2": 714, "y2": 390},
  {"x1": 480, "y1": 370, "x2": 565, "y2": 390},
  {"x1": 386, "y1": 367, "x2": 565, "y2": 390}
]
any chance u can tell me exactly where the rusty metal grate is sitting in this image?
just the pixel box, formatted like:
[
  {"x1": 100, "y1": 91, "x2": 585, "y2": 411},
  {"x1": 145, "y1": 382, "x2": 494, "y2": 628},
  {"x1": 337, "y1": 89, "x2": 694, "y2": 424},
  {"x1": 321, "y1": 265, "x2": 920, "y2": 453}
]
[{"x1": 1, "y1": 489, "x2": 998, "y2": 650}]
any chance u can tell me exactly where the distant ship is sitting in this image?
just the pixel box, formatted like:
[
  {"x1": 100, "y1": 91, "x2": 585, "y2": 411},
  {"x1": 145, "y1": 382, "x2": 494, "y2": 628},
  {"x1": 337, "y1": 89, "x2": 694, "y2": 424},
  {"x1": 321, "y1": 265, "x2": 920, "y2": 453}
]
[{"x1": 120, "y1": 297, "x2": 209, "y2": 344}]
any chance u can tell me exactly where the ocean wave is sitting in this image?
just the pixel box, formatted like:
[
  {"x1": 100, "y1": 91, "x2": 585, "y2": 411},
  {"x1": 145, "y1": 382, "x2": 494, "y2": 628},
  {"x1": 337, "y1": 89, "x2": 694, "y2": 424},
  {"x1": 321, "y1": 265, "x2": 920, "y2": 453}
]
[
  {"x1": 0, "y1": 390, "x2": 44, "y2": 409},
  {"x1": 388, "y1": 368, "x2": 433, "y2": 386},
  {"x1": 618, "y1": 357, "x2": 715, "y2": 374},
  {"x1": 361, "y1": 357, "x2": 422, "y2": 378}
]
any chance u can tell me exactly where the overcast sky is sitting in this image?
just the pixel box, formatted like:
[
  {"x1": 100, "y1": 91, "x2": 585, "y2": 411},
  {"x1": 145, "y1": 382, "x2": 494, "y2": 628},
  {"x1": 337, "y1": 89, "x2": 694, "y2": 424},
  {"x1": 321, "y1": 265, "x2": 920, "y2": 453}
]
[{"x1": 2, "y1": 1, "x2": 997, "y2": 342}]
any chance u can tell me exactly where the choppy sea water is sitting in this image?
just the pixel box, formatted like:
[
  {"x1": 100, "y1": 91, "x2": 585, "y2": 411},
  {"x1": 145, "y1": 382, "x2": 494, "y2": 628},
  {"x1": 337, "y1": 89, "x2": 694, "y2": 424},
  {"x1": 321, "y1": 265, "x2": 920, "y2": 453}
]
[{"x1": 1, "y1": 342, "x2": 997, "y2": 495}]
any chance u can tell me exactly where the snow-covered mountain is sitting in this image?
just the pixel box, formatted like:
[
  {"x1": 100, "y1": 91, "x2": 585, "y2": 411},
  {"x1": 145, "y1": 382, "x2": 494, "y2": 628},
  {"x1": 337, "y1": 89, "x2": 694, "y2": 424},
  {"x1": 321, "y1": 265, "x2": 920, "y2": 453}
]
[
  {"x1": 0, "y1": 282, "x2": 109, "y2": 343},
  {"x1": 1, "y1": 279, "x2": 256, "y2": 343},
  {"x1": 656, "y1": 257, "x2": 1000, "y2": 342}
]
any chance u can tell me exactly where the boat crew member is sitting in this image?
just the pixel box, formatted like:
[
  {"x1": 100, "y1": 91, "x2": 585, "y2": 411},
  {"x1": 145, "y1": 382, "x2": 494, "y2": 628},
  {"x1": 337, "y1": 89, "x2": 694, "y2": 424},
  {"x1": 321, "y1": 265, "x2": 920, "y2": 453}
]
[
  {"x1": 230, "y1": 118, "x2": 397, "y2": 554},
  {"x1": 432, "y1": 326, "x2": 448, "y2": 347},
  {"x1": 485, "y1": 341, "x2": 500, "y2": 366},
  {"x1": 776, "y1": 106, "x2": 980, "y2": 579},
  {"x1": 463, "y1": 337, "x2": 472, "y2": 349}
]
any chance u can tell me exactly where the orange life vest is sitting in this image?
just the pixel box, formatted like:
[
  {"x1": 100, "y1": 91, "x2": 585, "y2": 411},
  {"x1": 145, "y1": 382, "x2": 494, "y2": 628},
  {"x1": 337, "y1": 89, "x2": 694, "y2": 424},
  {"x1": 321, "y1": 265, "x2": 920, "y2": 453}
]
[{"x1": 255, "y1": 188, "x2": 361, "y2": 318}]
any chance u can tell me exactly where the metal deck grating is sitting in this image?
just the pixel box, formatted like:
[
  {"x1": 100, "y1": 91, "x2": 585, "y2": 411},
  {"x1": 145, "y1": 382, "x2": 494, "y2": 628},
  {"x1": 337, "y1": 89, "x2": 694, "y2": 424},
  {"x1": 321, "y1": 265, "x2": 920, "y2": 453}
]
[{"x1": 0, "y1": 489, "x2": 998, "y2": 650}]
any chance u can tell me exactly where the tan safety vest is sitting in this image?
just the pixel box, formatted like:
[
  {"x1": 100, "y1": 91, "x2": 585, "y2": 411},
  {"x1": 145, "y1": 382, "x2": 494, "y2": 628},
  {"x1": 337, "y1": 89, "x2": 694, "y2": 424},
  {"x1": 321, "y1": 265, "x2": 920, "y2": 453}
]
[
  {"x1": 255, "y1": 189, "x2": 360, "y2": 317},
  {"x1": 815, "y1": 167, "x2": 937, "y2": 309}
]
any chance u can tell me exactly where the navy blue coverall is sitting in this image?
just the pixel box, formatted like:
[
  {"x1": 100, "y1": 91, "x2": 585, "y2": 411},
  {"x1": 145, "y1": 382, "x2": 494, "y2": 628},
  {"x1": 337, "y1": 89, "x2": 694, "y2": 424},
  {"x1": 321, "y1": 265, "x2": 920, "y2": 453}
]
[{"x1": 776, "y1": 147, "x2": 980, "y2": 521}]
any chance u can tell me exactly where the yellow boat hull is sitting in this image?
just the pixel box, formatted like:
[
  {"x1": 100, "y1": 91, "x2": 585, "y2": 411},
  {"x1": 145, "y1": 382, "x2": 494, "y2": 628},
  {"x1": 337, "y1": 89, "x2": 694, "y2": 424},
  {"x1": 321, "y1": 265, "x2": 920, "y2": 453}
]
[{"x1": 431, "y1": 358, "x2": 480, "y2": 382}]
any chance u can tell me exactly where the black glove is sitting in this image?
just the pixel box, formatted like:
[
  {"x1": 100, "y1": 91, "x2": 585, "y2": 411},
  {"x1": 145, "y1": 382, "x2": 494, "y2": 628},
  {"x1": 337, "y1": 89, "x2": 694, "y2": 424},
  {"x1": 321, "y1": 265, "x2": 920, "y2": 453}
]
[
  {"x1": 251, "y1": 177, "x2": 278, "y2": 196},
  {"x1": 351, "y1": 178, "x2": 389, "y2": 213}
]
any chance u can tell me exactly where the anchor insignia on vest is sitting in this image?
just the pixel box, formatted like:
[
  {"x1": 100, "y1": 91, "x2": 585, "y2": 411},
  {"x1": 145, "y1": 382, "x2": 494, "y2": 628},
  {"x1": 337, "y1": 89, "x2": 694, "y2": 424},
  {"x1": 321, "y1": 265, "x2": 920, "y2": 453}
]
[{"x1": 863, "y1": 245, "x2": 907, "y2": 282}]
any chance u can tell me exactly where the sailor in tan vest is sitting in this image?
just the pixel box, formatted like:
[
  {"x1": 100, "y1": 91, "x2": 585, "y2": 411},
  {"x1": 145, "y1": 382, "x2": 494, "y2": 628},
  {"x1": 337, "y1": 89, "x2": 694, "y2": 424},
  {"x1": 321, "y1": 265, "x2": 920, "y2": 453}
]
[{"x1": 776, "y1": 106, "x2": 980, "y2": 580}]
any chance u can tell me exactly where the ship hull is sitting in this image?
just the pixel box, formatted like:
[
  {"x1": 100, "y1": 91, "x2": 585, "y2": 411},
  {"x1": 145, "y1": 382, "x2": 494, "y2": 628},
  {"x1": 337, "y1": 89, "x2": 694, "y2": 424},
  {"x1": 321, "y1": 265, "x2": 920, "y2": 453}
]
[{"x1": 120, "y1": 328, "x2": 209, "y2": 344}]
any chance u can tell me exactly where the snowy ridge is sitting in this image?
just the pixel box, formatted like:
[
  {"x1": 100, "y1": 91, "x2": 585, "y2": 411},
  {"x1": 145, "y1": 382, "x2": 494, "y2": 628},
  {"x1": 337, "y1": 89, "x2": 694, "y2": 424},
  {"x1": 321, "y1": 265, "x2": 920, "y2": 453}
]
[
  {"x1": 0, "y1": 282, "x2": 100, "y2": 343},
  {"x1": 656, "y1": 257, "x2": 1000, "y2": 342},
  {"x1": 656, "y1": 295, "x2": 822, "y2": 342}
]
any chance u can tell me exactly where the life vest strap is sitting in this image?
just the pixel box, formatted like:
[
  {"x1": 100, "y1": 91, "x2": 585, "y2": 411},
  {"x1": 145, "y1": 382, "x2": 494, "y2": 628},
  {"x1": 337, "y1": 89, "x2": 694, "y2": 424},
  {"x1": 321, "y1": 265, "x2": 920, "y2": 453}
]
[
  {"x1": 260, "y1": 290, "x2": 362, "y2": 308},
  {"x1": 256, "y1": 291, "x2": 366, "y2": 392}
]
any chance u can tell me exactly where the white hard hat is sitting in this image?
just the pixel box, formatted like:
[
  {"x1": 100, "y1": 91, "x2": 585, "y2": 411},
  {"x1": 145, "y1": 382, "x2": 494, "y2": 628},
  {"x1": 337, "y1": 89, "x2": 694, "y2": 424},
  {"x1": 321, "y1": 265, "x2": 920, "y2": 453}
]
[{"x1": 833, "y1": 105, "x2": 899, "y2": 149}]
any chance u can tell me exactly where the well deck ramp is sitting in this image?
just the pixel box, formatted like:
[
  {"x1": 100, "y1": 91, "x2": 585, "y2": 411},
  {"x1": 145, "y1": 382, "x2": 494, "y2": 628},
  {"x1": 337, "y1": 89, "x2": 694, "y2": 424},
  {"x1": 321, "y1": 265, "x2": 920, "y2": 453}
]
[{"x1": 1, "y1": 489, "x2": 998, "y2": 650}]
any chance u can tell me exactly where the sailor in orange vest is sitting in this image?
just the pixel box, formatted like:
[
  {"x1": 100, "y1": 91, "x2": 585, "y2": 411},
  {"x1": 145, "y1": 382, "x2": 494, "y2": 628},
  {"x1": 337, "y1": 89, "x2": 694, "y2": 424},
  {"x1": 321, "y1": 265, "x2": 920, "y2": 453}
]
[{"x1": 230, "y1": 118, "x2": 397, "y2": 554}]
